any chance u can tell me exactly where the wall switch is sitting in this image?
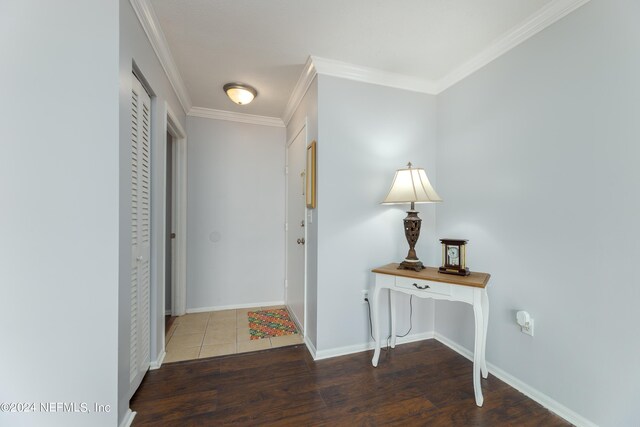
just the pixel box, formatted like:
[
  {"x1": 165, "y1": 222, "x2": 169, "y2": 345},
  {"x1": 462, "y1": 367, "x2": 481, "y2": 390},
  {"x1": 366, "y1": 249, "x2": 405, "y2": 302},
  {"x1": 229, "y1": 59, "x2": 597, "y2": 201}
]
[{"x1": 362, "y1": 290, "x2": 369, "y2": 303}]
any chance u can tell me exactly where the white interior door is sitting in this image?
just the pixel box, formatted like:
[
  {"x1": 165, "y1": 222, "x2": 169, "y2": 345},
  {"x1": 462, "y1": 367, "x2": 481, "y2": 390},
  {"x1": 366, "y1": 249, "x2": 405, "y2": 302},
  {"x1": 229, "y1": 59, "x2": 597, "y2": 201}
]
[
  {"x1": 286, "y1": 126, "x2": 306, "y2": 332},
  {"x1": 130, "y1": 74, "x2": 151, "y2": 397}
]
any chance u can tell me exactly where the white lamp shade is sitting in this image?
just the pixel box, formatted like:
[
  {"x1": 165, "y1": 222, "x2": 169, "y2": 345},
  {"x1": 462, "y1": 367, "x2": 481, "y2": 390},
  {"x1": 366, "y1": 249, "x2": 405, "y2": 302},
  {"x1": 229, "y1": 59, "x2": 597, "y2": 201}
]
[
  {"x1": 382, "y1": 165, "x2": 442, "y2": 204},
  {"x1": 223, "y1": 83, "x2": 257, "y2": 105}
]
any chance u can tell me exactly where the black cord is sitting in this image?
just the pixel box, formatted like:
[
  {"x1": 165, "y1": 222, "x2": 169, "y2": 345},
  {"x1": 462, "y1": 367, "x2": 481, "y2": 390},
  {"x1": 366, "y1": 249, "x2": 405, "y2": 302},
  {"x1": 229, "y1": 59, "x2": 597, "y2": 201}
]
[
  {"x1": 365, "y1": 294, "x2": 414, "y2": 349},
  {"x1": 396, "y1": 295, "x2": 413, "y2": 338},
  {"x1": 365, "y1": 297, "x2": 379, "y2": 342}
]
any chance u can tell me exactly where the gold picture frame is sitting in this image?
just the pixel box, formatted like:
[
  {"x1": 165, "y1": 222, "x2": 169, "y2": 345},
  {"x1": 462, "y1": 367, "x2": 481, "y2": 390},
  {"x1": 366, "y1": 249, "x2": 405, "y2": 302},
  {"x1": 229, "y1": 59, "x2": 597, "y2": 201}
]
[{"x1": 306, "y1": 141, "x2": 316, "y2": 208}]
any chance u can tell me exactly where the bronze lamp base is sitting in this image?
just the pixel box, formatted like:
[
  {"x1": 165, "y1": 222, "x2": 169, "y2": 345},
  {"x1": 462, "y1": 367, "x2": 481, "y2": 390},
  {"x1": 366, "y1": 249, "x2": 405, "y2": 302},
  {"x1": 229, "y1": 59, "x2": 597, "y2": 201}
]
[
  {"x1": 397, "y1": 204, "x2": 424, "y2": 272},
  {"x1": 399, "y1": 259, "x2": 424, "y2": 272}
]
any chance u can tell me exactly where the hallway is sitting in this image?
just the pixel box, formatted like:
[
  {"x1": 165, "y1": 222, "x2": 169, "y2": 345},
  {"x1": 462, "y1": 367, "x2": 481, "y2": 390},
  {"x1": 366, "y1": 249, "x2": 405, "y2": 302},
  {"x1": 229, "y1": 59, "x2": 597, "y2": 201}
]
[{"x1": 164, "y1": 307, "x2": 303, "y2": 363}]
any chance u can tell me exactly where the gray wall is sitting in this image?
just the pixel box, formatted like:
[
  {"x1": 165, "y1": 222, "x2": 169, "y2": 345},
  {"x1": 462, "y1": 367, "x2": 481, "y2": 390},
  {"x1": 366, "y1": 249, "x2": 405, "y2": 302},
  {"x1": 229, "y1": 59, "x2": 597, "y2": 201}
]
[
  {"x1": 315, "y1": 75, "x2": 439, "y2": 353},
  {"x1": 0, "y1": 1, "x2": 119, "y2": 426},
  {"x1": 435, "y1": 0, "x2": 640, "y2": 425},
  {"x1": 118, "y1": 0, "x2": 187, "y2": 423},
  {"x1": 286, "y1": 77, "x2": 319, "y2": 347},
  {"x1": 186, "y1": 117, "x2": 286, "y2": 310}
]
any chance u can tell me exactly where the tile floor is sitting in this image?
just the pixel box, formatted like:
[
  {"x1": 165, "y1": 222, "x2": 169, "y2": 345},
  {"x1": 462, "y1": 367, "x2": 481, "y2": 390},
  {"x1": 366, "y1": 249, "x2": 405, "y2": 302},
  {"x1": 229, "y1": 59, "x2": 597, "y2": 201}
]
[{"x1": 163, "y1": 306, "x2": 303, "y2": 364}]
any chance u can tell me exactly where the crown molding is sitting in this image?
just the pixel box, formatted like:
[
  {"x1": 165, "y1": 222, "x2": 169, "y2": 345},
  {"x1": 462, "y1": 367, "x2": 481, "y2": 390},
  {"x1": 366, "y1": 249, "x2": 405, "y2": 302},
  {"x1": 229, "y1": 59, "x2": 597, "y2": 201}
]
[
  {"x1": 129, "y1": 0, "x2": 192, "y2": 114},
  {"x1": 281, "y1": 0, "x2": 590, "y2": 105},
  {"x1": 282, "y1": 56, "x2": 317, "y2": 126},
  {"x1": 188, "y1": 107, "x2": 285, "y2": 128},
  {"x1": 311, "y1": 56, "x2": 439, "y2": 95},
  {"x1": 434, "y1": 0, "x2": 591, "y2": 92},
  {"x1": 133, "y1": 0, "x2": 589, "y2": 123}
]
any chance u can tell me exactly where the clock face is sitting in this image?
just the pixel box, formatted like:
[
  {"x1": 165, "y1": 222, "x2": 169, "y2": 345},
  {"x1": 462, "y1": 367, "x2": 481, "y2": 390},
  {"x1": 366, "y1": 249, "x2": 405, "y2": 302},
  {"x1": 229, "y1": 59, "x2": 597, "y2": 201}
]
[{"x1": 447, "y1": 246, "x2": 460, "y2": 266}]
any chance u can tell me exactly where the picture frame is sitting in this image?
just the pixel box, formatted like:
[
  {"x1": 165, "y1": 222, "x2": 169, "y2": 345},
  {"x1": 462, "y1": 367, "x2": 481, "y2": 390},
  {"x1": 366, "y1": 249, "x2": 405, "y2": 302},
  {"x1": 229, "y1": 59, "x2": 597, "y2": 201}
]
[
  {"x1": 438, "y1": 239, "x2": 470, "y2": 276},
  {"x1": 306, "y1": 141, "x2": 316, "y2": 209}
]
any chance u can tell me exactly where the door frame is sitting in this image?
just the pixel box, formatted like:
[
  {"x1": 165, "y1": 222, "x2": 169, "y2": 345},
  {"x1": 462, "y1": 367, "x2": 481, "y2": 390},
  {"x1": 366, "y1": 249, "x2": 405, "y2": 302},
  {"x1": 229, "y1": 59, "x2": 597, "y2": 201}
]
[
  {"x1": 150, "y1": 102, "x2": 187, "y2": 369},
  {"x1": 285, "y1": 119, "x2": 308, "y2": 335},
  {"x1": 164, "y1": 102, "x2": 187, "y2": 320}
]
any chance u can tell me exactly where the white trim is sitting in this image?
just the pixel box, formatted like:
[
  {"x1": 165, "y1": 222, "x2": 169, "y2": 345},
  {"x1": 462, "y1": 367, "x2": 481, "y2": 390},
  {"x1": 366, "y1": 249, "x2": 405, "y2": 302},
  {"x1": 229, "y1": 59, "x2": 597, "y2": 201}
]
[
  {"x1": 311, "y1": 55, "x2": 438, "y2": 95},
  {"x1": 286, "y1": 120, "x2": 307, "y2": 149},
  {"x1": 149, "y1": 350, "x2": 166, "y2": 370},
  {"x1": 433, "y1": 0, "x2": 591, "y2": 92},
  {"x1": 283, "y1": 1, "x2": 590, "y2": 100},
  {"x1": 129, "y1": 0, "x2": 192, "y2": 114},
  {"x1": 130, "y1": 0, "x2": 588, "y2": 118},
  {"x1": 304, "y1": 335, "x2": 317, "y2": 359},
  {"x1": 282, "y1": 57, "x2": 317, "y2": 126},
  {"x1": 165, "y1": 309, "x2": 172, "y2": 315},
  {"x1": 188, "y1": 107, "x2": 284, "y2": 127},
  {"x1": 165, "y1": 103, "x2": 188, "y2": 318},
  {"x1": 434, "y1": 333, "x2": 598, "y2": 427},
  {"x1": 186, "y1": 301, "x2": 286, "y2": 313},
  {"x1": 286, "y1": 303, "x2": 304, "y2": 334},
  {"x1": 119, "y1": 409, "x2": 136, "y2": 427},
  {"x1": 313, "y1": 331, "x2": 434, "y2": 361}
]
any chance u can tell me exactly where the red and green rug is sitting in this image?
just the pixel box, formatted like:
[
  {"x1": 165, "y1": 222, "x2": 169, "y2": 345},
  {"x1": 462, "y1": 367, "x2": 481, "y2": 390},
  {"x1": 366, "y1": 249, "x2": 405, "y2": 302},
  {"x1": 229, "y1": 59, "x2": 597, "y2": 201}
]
[{"x1": 248, "y1": 308, "x2": 298, "y2": 340}]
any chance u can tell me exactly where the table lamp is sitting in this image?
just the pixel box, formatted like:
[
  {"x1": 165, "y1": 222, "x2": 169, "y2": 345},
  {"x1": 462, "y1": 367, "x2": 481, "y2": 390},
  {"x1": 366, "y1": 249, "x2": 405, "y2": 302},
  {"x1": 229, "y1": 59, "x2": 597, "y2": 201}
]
[{"x1": 382, "y1": 162, "x2": 442, "y2": 271}]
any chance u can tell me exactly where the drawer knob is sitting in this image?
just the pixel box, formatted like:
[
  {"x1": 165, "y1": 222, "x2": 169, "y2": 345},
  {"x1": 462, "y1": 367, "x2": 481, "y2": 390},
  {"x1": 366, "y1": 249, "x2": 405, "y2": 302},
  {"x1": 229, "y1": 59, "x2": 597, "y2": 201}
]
[{"x1": 412, "y1": 283, "x2": 430, "y2": 290}]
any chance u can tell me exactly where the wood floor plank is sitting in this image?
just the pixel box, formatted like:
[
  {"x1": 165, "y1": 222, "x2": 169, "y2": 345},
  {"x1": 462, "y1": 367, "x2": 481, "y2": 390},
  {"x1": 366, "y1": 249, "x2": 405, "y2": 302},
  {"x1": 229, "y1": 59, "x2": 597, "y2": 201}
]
[{"x1": 131, "y1": 340, "x2": 571, "y2": 426}]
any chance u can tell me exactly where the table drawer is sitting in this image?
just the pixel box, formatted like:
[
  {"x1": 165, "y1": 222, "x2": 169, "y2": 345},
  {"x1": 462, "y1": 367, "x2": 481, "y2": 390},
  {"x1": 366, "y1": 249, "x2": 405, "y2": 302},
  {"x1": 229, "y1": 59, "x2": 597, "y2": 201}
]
[{"x1": 395, "y1": 276, "x2": 452, "y2": 296}]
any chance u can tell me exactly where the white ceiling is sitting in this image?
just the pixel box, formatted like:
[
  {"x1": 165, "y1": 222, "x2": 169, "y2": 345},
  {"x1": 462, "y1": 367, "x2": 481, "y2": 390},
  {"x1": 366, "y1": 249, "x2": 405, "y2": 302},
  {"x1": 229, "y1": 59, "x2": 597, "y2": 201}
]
[{"x1": 149, "y1": 0, "x2": 566, "y2": 118}]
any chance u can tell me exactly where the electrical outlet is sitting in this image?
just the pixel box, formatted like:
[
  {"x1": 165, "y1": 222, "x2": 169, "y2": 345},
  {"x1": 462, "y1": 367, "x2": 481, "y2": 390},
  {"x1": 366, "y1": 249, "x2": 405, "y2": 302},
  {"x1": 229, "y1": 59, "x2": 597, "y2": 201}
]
[
  {"x1": 362, "y1": 290, "x2": 369, "y2": 303},
  {"x1": 516, "y1": 310, "x2": 534, "y2": 337},
  {"x1": 521, "y1": 318, "x2": 534, "y2": 336}
]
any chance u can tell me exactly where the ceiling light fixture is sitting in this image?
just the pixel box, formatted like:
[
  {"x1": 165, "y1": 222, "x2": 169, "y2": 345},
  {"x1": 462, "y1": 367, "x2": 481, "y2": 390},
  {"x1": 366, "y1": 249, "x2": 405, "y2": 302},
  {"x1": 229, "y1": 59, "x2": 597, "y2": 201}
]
[{"x1": 223, "y1": 83, "x2": 257, "y2": 105}]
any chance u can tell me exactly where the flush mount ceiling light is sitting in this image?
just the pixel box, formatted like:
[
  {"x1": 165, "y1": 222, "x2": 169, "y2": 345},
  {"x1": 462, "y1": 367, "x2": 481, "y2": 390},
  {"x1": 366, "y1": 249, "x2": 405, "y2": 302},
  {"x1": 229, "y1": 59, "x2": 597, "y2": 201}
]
[{"x1": 223, "y1": 83, "x2": 257, "y2": 105}]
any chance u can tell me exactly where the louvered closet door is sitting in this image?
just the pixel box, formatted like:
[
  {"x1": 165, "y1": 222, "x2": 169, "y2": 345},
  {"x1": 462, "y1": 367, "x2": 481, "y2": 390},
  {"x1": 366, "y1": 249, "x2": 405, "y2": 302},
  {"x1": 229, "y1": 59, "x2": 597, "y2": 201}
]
[{"x1": 130, "y1": 74, "x2": 151, "y2": 397}]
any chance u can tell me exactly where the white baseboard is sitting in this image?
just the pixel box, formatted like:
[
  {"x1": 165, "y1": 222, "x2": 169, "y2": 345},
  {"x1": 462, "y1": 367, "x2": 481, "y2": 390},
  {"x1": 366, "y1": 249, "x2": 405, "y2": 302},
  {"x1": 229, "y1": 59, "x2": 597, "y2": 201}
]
[
  {"x1": 304, "y1": 335, "x2": 317, "y2": 359},
  {"x1": 313, "y1": 331, "x2": 434, "y2": 361},
  {"x1": 186, "y1": 300, "x2": 285, "y2": 313},
  {"x1": 434, "y1": 333, "x2": 597, "y2": 427},
  {"x1": 285, "y1": 304, "x2": 304, "y2": 333},
  {"x1": 149, "y1": 349, "x2": 166, "y2": 370},
  {"x1": 119, "y1": 409, "x2": 136, "y2": 427}
]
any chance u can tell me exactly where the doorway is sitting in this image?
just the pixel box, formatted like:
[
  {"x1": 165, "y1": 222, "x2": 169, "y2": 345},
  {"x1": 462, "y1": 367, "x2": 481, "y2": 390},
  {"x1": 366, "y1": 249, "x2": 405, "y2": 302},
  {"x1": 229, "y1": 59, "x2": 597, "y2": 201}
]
[
  {"x1": 163, "y1": 105, "x2": 187, "y2": 321},
  {"x1": 285, "y1": 123, "x2": 307, "y2": 333},
  {"x1": 165, "y1": 131, "x2": 174, "y2": 327}
]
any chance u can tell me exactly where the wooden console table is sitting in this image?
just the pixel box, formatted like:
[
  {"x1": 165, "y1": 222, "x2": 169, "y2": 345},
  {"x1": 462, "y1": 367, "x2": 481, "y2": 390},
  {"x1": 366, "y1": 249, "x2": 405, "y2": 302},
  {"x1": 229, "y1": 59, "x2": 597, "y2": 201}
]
[{"x1": 370, "y1": 263, "x2": 491, "y2": 406}]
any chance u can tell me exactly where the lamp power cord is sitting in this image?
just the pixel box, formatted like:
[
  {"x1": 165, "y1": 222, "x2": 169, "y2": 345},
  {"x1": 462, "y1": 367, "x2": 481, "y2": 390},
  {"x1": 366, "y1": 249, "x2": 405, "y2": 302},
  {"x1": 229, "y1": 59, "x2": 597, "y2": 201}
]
[{"x1": 365, "y1": 294, "x2": 414, "y2": 351}]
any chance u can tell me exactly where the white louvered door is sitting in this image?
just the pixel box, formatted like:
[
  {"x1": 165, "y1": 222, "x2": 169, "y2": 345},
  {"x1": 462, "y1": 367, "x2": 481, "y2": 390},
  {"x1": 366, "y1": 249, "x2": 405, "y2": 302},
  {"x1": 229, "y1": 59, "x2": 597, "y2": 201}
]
[{"x1": 130, "y1": 74, "x2": 151, "y2": 397}]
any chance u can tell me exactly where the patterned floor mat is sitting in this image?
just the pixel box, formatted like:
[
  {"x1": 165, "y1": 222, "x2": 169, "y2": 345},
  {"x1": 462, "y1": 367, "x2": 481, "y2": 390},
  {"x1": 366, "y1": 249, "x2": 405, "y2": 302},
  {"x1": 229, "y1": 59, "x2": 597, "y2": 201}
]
[{"x1": 248, "y1": 308, "x2": 298, "y2": 340}]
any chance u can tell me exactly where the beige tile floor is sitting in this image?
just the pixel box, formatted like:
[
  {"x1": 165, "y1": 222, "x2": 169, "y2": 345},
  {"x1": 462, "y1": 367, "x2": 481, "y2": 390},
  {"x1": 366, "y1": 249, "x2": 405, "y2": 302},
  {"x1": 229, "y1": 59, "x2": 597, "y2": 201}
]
[{"x1": 164, "y1": 306, "x2": 303, "y2": 364}]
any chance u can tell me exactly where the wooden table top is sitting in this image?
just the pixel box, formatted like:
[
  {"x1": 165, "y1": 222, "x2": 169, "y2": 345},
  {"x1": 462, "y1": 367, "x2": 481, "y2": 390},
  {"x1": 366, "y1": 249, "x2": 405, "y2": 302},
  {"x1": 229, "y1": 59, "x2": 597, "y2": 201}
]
[{"x1": 372, "y1": 263, "x2": 490, "y2": 289}]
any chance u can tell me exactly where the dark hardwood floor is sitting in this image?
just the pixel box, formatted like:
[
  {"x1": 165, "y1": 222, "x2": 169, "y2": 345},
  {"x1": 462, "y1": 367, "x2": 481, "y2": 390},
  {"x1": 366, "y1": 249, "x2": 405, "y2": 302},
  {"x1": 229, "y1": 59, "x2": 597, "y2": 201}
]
[{"x1": 131, "y1": 340, "x2": 570, "y2": 426}]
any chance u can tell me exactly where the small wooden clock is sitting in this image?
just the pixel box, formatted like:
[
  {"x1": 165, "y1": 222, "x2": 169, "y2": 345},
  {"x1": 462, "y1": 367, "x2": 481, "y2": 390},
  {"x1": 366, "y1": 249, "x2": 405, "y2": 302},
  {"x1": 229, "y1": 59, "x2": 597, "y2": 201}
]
[{"x1": 439, "y1": 239, "x2": 470, "y2": 276}]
